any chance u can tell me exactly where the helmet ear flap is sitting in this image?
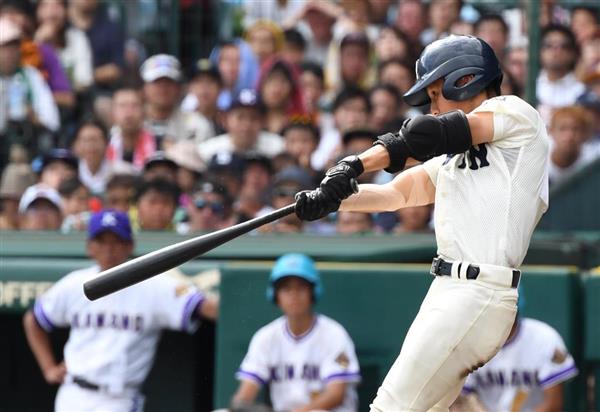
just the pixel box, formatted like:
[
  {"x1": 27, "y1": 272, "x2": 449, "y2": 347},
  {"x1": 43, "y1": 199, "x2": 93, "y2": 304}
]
[{"x1": 442, "y1": 67, "x2": 486, "y2": 101}]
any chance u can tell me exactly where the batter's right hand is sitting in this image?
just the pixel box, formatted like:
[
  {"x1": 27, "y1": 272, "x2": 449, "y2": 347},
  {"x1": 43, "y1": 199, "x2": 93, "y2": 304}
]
[
  {"x1": 44, "y1": 362, "x2": 66, "y2": 385},
  {"x1": 295, "y1": 189, "x2": 341, "y2": 221}
]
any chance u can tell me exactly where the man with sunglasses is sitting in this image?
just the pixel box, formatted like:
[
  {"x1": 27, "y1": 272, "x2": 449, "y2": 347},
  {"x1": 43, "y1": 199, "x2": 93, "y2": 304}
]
[{"x1": 180, "y1": 180, "x2": 234, "y2": 233}]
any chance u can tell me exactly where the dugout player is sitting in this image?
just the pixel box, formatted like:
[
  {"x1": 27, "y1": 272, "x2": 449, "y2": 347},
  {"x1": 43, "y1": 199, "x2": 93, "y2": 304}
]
[
  {"x1": 23, "y1": 209, "x2": 219, "y2": 412},
  {"x1": 295, "y1": 35, "x2": 550, "y2": 411},
  {"x1": 231, "y1": 253, "x2": 361, "y2": 412}
]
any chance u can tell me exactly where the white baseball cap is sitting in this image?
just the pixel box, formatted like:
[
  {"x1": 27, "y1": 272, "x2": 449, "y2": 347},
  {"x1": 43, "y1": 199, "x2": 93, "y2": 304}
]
[
  {"x1": 18, "y1": 184, "x2": 63, "y2": 214},
  {"x1": 0, "y1": 18, "x2": 22, "y2": 46},
  {"x1": 140, "y1": 54, "x2": 182, "y2": 82}
]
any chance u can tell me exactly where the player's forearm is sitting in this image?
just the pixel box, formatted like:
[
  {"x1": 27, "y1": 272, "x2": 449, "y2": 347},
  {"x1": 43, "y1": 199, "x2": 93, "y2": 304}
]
[
  {"x1": 296, "y1": 382, "x2": 346, "y2": 411},
  {"x1": 23, "y1": 311, "x2": 59, "y2": 374},
  {"x1": 198, "y1": 296, "x2": 219, "y2": 320}
]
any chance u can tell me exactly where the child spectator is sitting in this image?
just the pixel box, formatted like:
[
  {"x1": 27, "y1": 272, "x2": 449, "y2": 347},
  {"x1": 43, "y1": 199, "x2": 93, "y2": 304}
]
[
  {"x1": 18, "y1": 184, "x2": 63, "y2": 230},
  {"x1": 131, "y1": 178, "x2": 179, "y2": 231},
  {"x1": 58, "y1": 176, "x2": 90, "y2": 232},
  {"x1": 104, "y1": 173, "x2": 138, "y2": 213}
]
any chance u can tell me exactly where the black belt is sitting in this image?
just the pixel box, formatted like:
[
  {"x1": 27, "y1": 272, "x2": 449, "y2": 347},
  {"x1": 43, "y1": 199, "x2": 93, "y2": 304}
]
[
  {"x1": 430, "y1": 257, "x2": 521, "y2": 288},
  {"x1": 72, "y1": 376, "x2": 101, "y2": 391}
]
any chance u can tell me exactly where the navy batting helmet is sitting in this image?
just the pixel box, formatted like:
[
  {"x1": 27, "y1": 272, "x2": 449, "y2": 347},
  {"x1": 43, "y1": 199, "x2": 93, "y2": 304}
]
[
  {"x1": 403, "y1": 35, "x2": 502, "y2": 107},
  {"x1": 266, "y1": 253, "x2": 322, "y2": 303}
]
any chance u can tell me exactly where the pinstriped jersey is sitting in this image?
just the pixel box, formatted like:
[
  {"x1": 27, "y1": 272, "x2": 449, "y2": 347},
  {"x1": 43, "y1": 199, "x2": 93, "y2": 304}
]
[{"x1": 423, "y1": 95, "x2": 549, "y2": 268}]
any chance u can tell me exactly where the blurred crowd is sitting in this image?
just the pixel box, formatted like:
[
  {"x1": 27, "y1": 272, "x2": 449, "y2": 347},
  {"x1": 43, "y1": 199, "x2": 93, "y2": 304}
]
[{"x1": 1, "y1": 0, "x2": 599, "y2": 235}]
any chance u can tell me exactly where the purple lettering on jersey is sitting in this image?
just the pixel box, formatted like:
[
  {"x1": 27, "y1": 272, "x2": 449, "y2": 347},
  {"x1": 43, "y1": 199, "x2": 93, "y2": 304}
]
[
  {"x1": 511, "y1": 370, "x2": 521, "y2": 386},
  {"x1": 96, "y1": 313, "x2": 105, "y2": 328},
  {"x1": 523, "y1": 371, "x2": 533, "y2": 386},
  {"x1": 286, "y1": 365, "x2": 294, "y2": 380},
  {"x1": 84, "y1": 313, "x2": 91, "y2": 328},
  {"x1": 135, "y1": 315, "x2": 143, "y2": 332},
  {"x1": 122, "y1": 315, "x2": 129, "y2": 330},
  {"x1": 72, "y1": 313, "x2": 79, "y2": 328},
  {"x1": 111, "y1": 314, "x2": 119, "y2": 329},
  {"x1": 497, "y1": 371, "x2": 505, "y2": 386},
  {"x1": 269, "y1": 366, "x2": 280, "y2": 382}
]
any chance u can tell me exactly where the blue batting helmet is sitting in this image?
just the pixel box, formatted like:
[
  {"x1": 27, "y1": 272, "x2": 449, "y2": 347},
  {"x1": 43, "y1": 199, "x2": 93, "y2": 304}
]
[
  {"x1": 403, "y1": 35, "x2": 503, "y2": 107},
  {"x1": 266, "y1": 253, "x2": 322, "y2": 302}
]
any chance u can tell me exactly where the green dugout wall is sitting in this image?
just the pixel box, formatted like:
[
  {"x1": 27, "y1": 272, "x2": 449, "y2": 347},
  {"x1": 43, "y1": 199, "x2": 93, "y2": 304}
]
[{"x1": 215, "y1": 264, "x2": 585, "y2": 411}]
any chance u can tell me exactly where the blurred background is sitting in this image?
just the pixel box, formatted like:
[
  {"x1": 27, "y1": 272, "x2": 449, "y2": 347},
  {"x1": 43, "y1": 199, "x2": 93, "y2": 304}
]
[{"x1": 0, "y1": 0, "x2": 599, "y2": 411}]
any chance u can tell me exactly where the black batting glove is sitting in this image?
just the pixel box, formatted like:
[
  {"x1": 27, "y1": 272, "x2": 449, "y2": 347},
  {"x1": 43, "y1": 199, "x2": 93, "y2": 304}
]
[
  {"x1": 320, "y1": 155, "x2": 364, "y2": 201},
  {"x1": 294, "y1": 189, "x2": 341, "y2": 221}
]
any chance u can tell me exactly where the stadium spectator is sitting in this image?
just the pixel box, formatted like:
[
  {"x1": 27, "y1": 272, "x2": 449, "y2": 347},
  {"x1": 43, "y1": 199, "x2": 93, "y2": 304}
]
[
  {"x1": 132, "y1": 178, "x2": 179, "y2": 231},
  {"x1": 282, "y1": 120, "x2": 320, "y2": 175},
  {"x1": 141, "y1": 54, "x2": 212, "y2": 148},
  {"x1": 104, "y1": 173, "x2": 138, "y2": 213},
  {"x1": 211, "y1": 39, "x2": 260, "y2": 111},
  {"x1": 257, "y1": 58, "x2": 306, "y2": 135},
  {"x1": 197, "y1": 89, "x2": 284, "y2": 162},
  {"x1": 449, "y1": 19, "x2": 474, "y2": 36},
  {"x1": 374, "y1": 25, "x2": 413, "y2": 63},
  {"x1": 393, "y1": 0, "x2": 426, "y2": 52},
  {"x1": 232, "y1": 253, "x2": 360, "y2": 410},
  {"x1": 327, "y1": 32, "x2": 374, "y2": 94},
  {"x1": 242, "y1": 0, "x2": 306, "y2": 29},
  {"x1": 35, "y1": 0, "x2": 93, "y2": 92},
  {"x1": 336, "y1": 211, "x2": 373, "y2": 234},
  {"x1": 107, "y1": 87, "x2": 156, "y2": 171},
  {"x1": 474, "y1": 14, "x2": 509, "y2": 60},
  {"x1": 37, "y1": 148, "x2": 78, "y2": 191},
  {"x1": 548, "y1": 106, "x2": 597, "y2": 186},
  {"x1": 340, "y1": 128, "x2": 379, "y2": 184},
  {"x1": 281, "y1": 28, "x2": 306, "y2": 67},
  {"x1": 576, "y1": 31, "x2": 600, "y2": 81},
  {"x1": 179, "y1": 180, "x2": 234, "y2": 234},
  {"x1": 72, "y1": 119, "x2": 112, "y2": 195},
  {"x1": 537, "y1": 25, "x2": 585, "y2": 124},
  {"x1": 0, "y1": 147, "x2": 36, "y2": 229},
  {"x1": 377, "y1": 58, "x2": 420, "y2": 119},
  {"x1": 235, "y1": 153, "x2": 273, "y2": 221},
  {"x1": 369, "y1": 83, "x2": 403, "y2": 134},
  {"x1": 18, "y1": 184, "x2": 63, "y2": 230},
  {"x1": 299, "y1": 61, "x2": 325, "y2": 118},
  {"x1": 570, "y1": 7, "x2": 599, "y2": 47},
  {"x1": 505, "y1": 43, "x2": 528, "y2": 97},
  {"x1": 420, "y1": 0, "x2": 462, "y2": 46},
  {"x1": 184, "y1": 59, "x2": 224, "y2": 137},
  {"x1": 394, "y1": 205, "x2": 433, "y2": 234},
  {"x1": 244, "y1": 19, "x2": 283, "y2": 65},
  {"x1": 67, "y1": 0, "x2": 124, "y2": 88},
  {"x1": 23, "y1": 209, "x2": 218, "y2": 411},
  {"x1": 0, "y1": 17, "x2": 60, "y2": 167},
  {"x1": 206, "y1": 152, "x2": 246, "y2": 201},
  {"x1": 313, "y1": 86, "x2": 371, "y2": 171},
  {"x1": 141, "y1": 152, "x2": 178, "y2": 184},
  {"x1": 58, "y1": 176, "x2": 90, "y2": 232},
  {"x1": 165, "y1": 140, "x2": 204, "y2": 199},
  {"x1": 267, "y1": 166, "x2": 313, "y2": 233},
  {"x1": 284, "y1": 1, "x2": 337, "y2": 63},
  {"x1": 0, "y1": 0, "x2": 74, "y2": 109}
]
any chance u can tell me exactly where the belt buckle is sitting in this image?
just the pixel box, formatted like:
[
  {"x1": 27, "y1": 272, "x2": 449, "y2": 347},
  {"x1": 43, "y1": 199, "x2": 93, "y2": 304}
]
[{"x1": 430, "y1": 258, "x2": 441, "y2": 276}]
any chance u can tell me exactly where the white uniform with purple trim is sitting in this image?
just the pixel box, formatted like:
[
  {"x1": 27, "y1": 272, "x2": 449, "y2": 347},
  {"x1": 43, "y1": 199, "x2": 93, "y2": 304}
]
[
  {"x1": 34, "y1": 265, "x2": 204, "y2": 412},
  {"x1": 463, "y1": 317, "x2": 578, "y2": 412},
  {"x1": 236, "y1": 314, "x2": 360, "y2": 412}
]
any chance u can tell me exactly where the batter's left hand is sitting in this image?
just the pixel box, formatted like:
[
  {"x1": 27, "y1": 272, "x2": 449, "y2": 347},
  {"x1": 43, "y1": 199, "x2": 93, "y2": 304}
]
[
  {"x1": 43, "y1": 361, "x2": 66, "y2": 385},
  {"x1": 320, "y1": 155, "x2": 363, "y2": 201},
  {"x1": 295, "y1": 189, "x2": 341, "y2": 221}
]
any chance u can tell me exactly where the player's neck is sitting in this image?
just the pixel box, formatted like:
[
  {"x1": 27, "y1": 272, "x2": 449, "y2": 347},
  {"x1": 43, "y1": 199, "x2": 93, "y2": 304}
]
[{"x1": 286, "y1": 313, "x2": 316, "y2": 337}]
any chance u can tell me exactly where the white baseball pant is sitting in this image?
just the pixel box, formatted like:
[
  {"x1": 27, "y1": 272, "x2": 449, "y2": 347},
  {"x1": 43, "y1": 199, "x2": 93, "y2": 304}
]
[
  {"x1": 370, "y1": 273, "x2": 518, "y2": 411},
  {"x1": 55, "y1": 380, "x2": 145, "y2": 412}
]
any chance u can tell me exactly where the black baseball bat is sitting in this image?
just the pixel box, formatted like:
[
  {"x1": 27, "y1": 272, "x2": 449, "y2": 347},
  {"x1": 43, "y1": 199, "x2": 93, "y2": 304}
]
[{"x1": 83, "y1": 203, "x2": 296, "y2": 301}]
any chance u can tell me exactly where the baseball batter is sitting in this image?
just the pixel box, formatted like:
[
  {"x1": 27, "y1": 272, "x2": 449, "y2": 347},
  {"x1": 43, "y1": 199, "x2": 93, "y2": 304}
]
[
  {"x1": 459, "y1": 316, "x2": 578, "y2": 411},
  {"x1": 23, "y1": 209, "x2": 219, "y2": 412},
  {"x1": 231, "y1": 253, "x2": 361, "y2": 412},
  {"x1": 295, "y1": 35, "x2": 549, "y2": 411}
]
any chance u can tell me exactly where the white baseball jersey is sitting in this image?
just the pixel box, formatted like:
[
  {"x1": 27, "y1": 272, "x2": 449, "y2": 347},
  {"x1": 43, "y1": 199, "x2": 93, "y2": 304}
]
[
  {"x1": 423, "y1": 95, "x2": 549, "y2": 268},
  {"x1": 463, "y1": 317, "x2": 578, "y2": 411},
  {"x1": 34, "y1": 265, "x2": 204, "y2": 394},
  {"x1": 237, "y1": 314, "x2": 361, "y2": 412}
]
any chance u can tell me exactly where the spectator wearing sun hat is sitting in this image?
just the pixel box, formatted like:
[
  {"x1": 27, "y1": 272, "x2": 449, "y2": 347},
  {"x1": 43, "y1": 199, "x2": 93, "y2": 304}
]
[{"x1": 18, "y1": 184, "x2": 63, "y2": 230}]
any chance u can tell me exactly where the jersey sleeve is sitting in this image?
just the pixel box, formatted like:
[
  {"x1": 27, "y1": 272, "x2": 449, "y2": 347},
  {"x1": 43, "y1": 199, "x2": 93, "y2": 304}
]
[
  {"x1": 421, "y1": 156, "x2": 446, "y2": 187},
  {"x1": 34, "y1": 273, "x2": 77, "y2": 331},
  {"x1": 235, "y1": 329, "x2": 271, "y2": 386},
  {"x1": 320, "y1": 329, "x2": 361, "y2": 385},
  {"x1": 150, "y1": 275, "x2": 205, "y2": 333},
  {"x1": 471, "y1": 95, "x2": 541, "y2": 149},
  {"x1": 537, "y1": 329, "x2": 578, "y2": 389},
  {"x1": 461, "y1": 371, "x2": 479, "y2": 394}
]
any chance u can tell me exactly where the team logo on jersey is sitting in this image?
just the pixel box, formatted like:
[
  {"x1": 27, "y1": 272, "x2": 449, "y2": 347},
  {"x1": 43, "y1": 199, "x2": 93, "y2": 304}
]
[
  {"x1": 335, "y1": 352, "x2": 350, "y2": 368},
  {"x1": 552, "y1": 349, "x2": 567, "y2": 364},
  {"x1": 457, "y1": 144, "x2": 490, "y2": 170}
]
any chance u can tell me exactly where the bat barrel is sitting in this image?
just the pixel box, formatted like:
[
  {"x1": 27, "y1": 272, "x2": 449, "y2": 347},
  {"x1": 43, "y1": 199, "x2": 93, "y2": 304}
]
[{"x1": 83, "y1": 204, "x2": 296, "y2": 300}]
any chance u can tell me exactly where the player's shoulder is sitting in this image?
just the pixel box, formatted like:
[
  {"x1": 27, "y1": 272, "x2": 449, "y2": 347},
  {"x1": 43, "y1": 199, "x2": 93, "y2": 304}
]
[
  {"x1": 315, "y1": 314, "x2": 354, "y2": 341},
  {"x1": 520, "y1": 317, "x2": 564, "y2": 344},
  {"x1": 252, "y1": 316, "x2": 286, "y2": 341},
  {"x1": 60, "y1": 265, "x2": 101, "y2": 284}
]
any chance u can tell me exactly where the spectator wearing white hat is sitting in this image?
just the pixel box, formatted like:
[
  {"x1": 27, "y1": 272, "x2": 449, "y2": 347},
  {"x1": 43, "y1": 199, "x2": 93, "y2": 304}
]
[
  {"x1": 18, "y1": 184, "x2": 63, "y2": 230},
  {"x1": 141, "y1": 54, "x2": 213, "y2": 149}
]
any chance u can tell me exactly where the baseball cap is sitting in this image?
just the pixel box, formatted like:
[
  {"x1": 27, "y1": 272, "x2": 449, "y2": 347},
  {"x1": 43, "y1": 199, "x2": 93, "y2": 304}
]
[
  {"x1": 0, "y1": 163, "x2": 36, "y2": 199},
  {"x1": 194, "y1": 180, "x2": 232, "y2": 207},
  {"x1": 0, "y1": 18, "x2": 21, "y2": 45},
  {"x1": 273, "y1": 166, "x2": 313, "y2": 190},
  {"x1": 140, "y1": 54, "x2": 182, "y2": 82},
  {"x1": 244, "y1": 151, "x2": 272, "y2": 174},
  {"x1": 207, "y1": 152, "x2": 246, "y2": 177},
  {"x1": 227, "y1": 89, "x2": 265, "y2": 113},
  {"x1": 18, "y1": 184, "x2": 62, "y2": 213},
  {"x1": 189, "y1": 58, "x2": 222, "y2": 84},
  {"x1": 88, "y1": 209, "x2": 133, "y2": 242},
  {"x1": 39, "y1": 148, "x2": 78, "y2": 173}
]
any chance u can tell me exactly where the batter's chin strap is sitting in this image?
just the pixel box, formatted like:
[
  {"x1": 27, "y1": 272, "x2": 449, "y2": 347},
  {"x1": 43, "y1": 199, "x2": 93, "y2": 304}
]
[{"x1": 374, "y1": 110, "x2": 473, "y2": 173}]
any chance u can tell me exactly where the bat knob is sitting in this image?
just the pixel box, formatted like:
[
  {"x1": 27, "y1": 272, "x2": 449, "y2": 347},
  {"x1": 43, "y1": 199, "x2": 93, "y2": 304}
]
[{"x1": 350, "y1": 178, "x2": 359, "y2": 194}]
